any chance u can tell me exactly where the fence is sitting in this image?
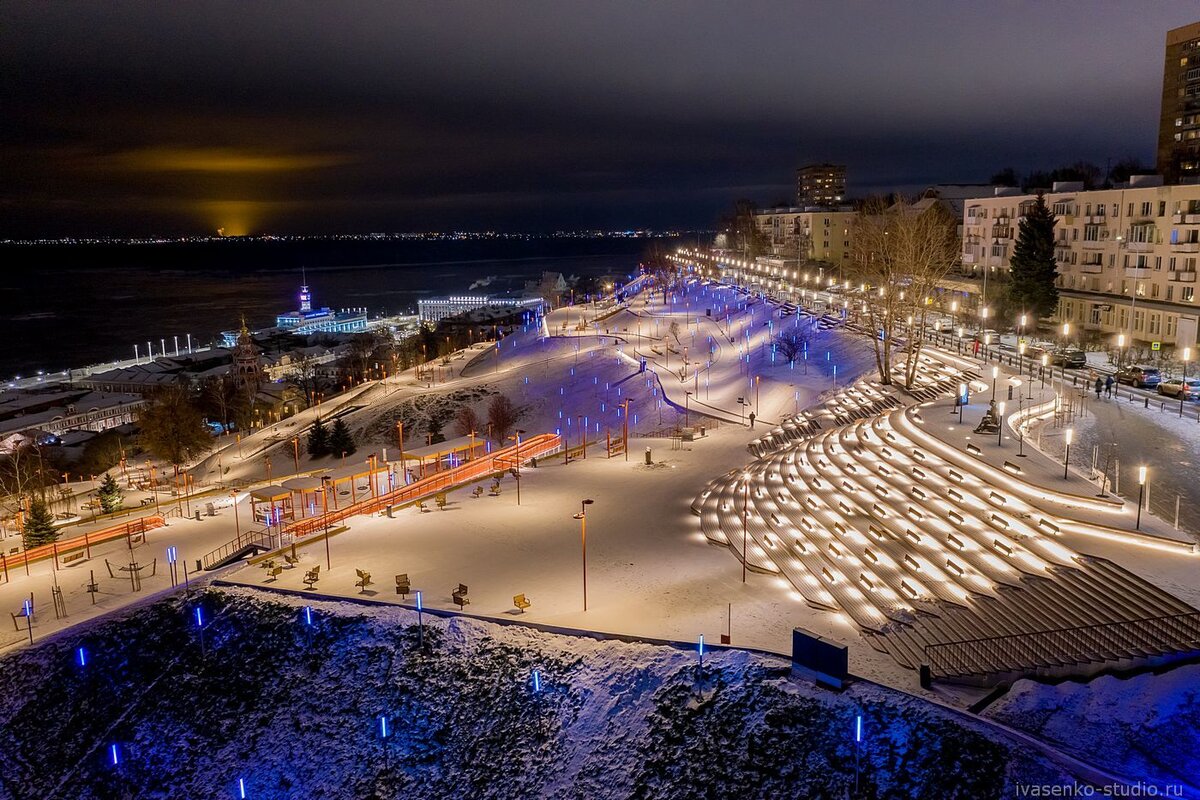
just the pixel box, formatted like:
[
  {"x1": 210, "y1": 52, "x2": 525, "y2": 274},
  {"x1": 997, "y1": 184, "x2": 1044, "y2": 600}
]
[
  {"x1": 282, "y1": 433, "x2": 563, "y2": 538},
  {"x1": 0, "y1": 515, "x2": 166, "y2": 579},
  {"x1": 924, "y1": 612, "x2": 1200, "y2": 678}
]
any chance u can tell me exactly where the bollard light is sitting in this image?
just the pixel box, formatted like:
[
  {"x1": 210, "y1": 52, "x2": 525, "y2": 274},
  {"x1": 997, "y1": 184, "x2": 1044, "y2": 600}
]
[
  {"x1": 1137, "y1": 465, "x2": 1148, "y2": 529},
  {"x1": 533, "y1": 670, "x2": 542, "y2": 692},
  {"x1": 110, "y1": 743, "x2": 120, "y2": 767},
  {"x1": 77, "y1": 647, "x2": 87, "y2": 667},
  {"x1": 379, "y1": 715, "x2": 389, "y2": 739}
]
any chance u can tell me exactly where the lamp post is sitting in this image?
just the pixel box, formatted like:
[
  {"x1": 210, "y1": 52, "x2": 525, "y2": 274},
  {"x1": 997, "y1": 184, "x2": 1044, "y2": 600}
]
[
  {"x1": 1136, "y1": 466, "x2": 1147, "y2": 529},
  {"x1": 1063, "y1": 429, "x2": 1073, "y2": 480},
  {"x1": 1040, "y1": 354, "x2": 1048, "y2": 390},
  {"x1": 1116, "y1": 333, "x2": 1126, "y2": 373},
  {"x1": 321, "y1": 476, "x2": 332, "y2": 570},
  {"x1": 741, "y1": 472, "x2": 750, "y2": 583},
  {"x1": 572, "y1": 499, "x2": 594, "y2": 611},
  {"x1": 1018, "y1": 342, "x2": 1026, "y2": 376},
  {"x1": 996, "y1": 401, "x2": 1005, "y2": 447},
  {"x1": 1180, "y1": 347, "x2": 1192, "y2": 417},
  {"x1": 958, "y1": 382, "x2": 966, "y2": 424},
  {"x1": 990, "y1": 366, "x2": 999, "y2": 402},
  {"x1": 512, "y1": 429, "x2": 526, "y2": 505},
  {"x1": 230, "y1": 491, "x2": 240, "y2": 539}
]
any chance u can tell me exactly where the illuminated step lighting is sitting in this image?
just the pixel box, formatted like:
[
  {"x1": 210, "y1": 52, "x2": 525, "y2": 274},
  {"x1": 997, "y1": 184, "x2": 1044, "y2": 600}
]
[
  {"x1": 945, "y1": 559, "x2": 965, "y2": 576},
  {"x1": 993, "y1": 539, "x2": 1014, "y2": 556},
  {"x1": 903, "y1": 554, "x2": 921, "y2": 570},
  {"x1": 947, "y1": 532, "x2": 966, "y2": 550},
  {"x1": 947, "y1": 509, "x2": 965, "y2": 525}
]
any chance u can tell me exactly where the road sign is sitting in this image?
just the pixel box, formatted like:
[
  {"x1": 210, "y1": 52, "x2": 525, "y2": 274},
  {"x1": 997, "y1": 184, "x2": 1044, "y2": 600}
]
[{"x1": 1152, "y1": 341, "x2": 1162, "y2": 351}]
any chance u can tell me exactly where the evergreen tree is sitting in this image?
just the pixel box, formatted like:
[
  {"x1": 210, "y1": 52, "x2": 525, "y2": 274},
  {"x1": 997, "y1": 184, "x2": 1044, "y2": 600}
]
[
  {"x1": 328, "y1": 418, "x2": 356, "y2": 457},
  {"x1": 97, "y1": 472, "x2": 123, "y2": 514},
  {"x1": 306, "y1": 416, "x2": 330, "y2": 458},
  {"x1": 22, "y1": 497, "x2": 58, "y2": 548},
  {"x1": 1006, "y1": 193, "x2": 1059, "y2": 321}
]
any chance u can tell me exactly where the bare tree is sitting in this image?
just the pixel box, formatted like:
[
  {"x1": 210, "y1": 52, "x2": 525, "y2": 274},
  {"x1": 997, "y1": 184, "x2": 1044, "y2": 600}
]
[
  {"x1": 487, "y1": 395, "x2": 519, "y2": 444},
  {"x1": 772, "y1": 329, "x2": 810, "y2": 365},
  {"x1": 286, "y1": 348, "x2": 321, "y2": 402},
  {"x1": 454, "y1": 405, "x2": 481, "y2": 437},
  {"x1": 849, "y1": 196, "x2": 959, "y2": 388},
  {"x1": 138, "y1": 386, "x2": 212, "y2": 468}
]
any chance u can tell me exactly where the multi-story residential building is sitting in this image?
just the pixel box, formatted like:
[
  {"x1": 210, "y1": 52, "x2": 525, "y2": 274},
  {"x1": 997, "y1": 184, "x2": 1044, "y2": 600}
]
[
  {"x1": 753, "y1": 208, "x2": 855, "y2": 271},
  {"x1": 795, "y1": 163, "x2": 847, "y2": 207},
  {"x1": 1157, "y1": 20, "x2": 1200, "y2": 185},
  {"x1": 962, "y1": 179, "x2": 1200, "y2": 352}
]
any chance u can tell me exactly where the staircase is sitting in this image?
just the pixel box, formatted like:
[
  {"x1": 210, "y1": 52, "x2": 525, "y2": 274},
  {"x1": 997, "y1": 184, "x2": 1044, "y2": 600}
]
[{"x1": 201, "y1": 530, "x2": 278, "y2": 570}]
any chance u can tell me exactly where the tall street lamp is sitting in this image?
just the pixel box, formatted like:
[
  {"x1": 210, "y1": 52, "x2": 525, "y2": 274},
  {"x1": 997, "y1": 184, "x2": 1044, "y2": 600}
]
[
  {"x1": 990, "y1": 366, "x2": 999, "y2": 402},
  {"x1": 1136, "y1": 466, "x2": 1147, "y2": 529},
  {"x1": 1180, "y1": 347, "x2": 1192, "y2": 417},
  {"x1": 321, "y1": 476, "x2": 332, "y2": 570},
  {"x1": 511, "y1": 429, "x2": 526, "y2": 505},
  {"x1": 958, "y1": 382, "x2": 966, "y2": 424},
  {"x1": 996, "y1": 401, "x2": 1005, "y2": 447},
  {"x1": 572, "y1": 499, "x2": 595, "y2": 611}
]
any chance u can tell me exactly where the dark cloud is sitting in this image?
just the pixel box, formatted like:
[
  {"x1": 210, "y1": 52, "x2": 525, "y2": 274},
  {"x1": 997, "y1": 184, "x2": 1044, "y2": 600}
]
[{"x1": 0, "y1": 1, "x2": 1195, "y2": 236}]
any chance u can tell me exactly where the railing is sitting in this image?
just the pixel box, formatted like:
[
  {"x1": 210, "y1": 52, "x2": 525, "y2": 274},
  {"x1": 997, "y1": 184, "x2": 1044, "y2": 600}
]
[
  {"x1": 201, "y1": 529, "x2": 279, "y2": 570},
  {"x1": 0, "y1": 515, "x2": 166, "y2": 576},
  {"x1": 925, "y1": 612, "x2": 1200, "y2": 678},
  {"x1": 283, "y1": 433, "x2": 563, "y2": 538}
]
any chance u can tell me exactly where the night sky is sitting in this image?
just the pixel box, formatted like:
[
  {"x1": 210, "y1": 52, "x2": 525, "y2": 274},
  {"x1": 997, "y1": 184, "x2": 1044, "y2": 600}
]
[{"x1": 2, "y1": 1, "x2": 1196, "y2": 238}]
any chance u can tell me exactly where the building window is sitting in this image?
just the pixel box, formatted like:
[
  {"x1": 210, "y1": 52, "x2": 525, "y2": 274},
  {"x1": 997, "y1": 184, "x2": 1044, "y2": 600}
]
[{"x1": 1185, "y1": 287, "x2": 1196, "y2": 303}]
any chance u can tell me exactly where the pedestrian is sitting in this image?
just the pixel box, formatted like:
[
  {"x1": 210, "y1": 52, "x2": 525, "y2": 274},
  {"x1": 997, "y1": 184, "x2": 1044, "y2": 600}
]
[
  {"x1": 973, "y1": 339, "x2": 980, "y2": 358},
  {"x1": 1094, "y1": 376, "x2": 1103, "y2": 400},
  {"x1": 1105, "y1": 374, "x2": 1114, "y2": 398},
  {"x1": 748, "y1": 411, "x2": 756, "y2": 429}
]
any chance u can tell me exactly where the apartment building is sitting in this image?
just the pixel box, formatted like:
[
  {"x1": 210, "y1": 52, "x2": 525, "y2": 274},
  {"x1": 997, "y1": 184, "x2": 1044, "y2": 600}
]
[
  {"x1": 962, "y1": 180, "x2": 1200, "y2": 351},
  {"x1": 1157, "y1": 20, "x2": 1200, "y2": 185},
  {"x1": 754, "y1": 208, "x2": 855, "y2": 268},
  {"x1": 795, "y1": 163, "x2": 847, "y2": 207}
]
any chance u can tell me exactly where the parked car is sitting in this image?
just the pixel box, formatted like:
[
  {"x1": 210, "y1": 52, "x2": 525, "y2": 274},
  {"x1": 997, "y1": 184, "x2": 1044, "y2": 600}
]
[
  {"x1": 927, "y1": 317, "x2": 953, "y2": 333},
  {"x1": 1116, "y1": 365, "x2": 1162, "y2": 388},
  {"x1": 1156, "y1": 377, "x2": 1200, "y2": 398},
  {"x1": 973, "y1": 328, "x2": 1000, "y2": 344},
  {"x1": 1049, "y1": 349, "x2": 1087, "y2": 369}
]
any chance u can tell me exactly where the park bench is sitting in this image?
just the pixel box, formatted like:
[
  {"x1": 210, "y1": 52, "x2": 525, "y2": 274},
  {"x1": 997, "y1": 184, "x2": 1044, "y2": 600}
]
[
  {"x1": 452, "y1": 583, "x2": 470, "y2": 608},
  {"x1": 355, "y1": 569, "x2": 373, "y2": 593},
  {"x1": 414, "y1": 501, "x2": 429, "y2": 513},
  {"x1": 303, "y1": 566, "x2": 320, "y2": 589},
  {"x1": 435, "y1": 493, "x2": 448, "y2": 510},
  {"x1": 471, "y1": 486, "x2": 484, "y2": 499},
  {"x1": 265, "y1": 565, "x2": 283, "y2": 582},
  {"x1": 513, "y1": 593, "x2": 531, "y2": 613},
  {"x1": 62, "y1": 551, "x2": 86, "y2": 566},
  {"x1": 10, "y1": 608, "x2": 32, "y2": 631},
  {"x1": 488, "y1": 482, "x2": 502, "y2": 496},
  {"x1": 283, "y1": 553, "x2": 300, "y2": 568},
  {"x1": 395, "y1": 573, "x2": 410, "y2": 597}
]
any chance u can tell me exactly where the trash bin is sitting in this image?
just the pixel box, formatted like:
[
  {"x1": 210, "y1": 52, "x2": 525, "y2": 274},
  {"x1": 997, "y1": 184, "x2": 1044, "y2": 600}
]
[
  {"x1": 194, "y1": 510, "x2": 201, "y2": 521},
  {"x1": 699, "y1": 425, "x2": 706, "y2": 437},
  {"x1": 645, "y1": 447, "x2": 652, "y2": 465},
  {"x1": 195, "y1": 559, "x2": 202, "y2": 573}
]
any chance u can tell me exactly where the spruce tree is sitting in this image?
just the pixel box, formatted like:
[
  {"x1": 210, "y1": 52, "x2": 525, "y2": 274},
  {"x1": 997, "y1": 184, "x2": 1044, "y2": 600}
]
[
  {"x1": 97, "y1": 472, "x2": 123, "y2": 513},
  {"x1": 328, "y1": 418, "x2": 356, "y2": 457},
  {"x1": 1007, "y1": 193, "x2": 1059, "y2": 321},
  {"x1": 306, "y1": 416, "x2": 330, "y2": 458},
  {"x1": 22, "y1": 497, "x2": 58, "y2": 549}
]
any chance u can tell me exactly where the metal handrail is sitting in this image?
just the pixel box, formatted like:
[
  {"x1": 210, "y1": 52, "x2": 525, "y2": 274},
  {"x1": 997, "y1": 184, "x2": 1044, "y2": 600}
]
[
  {"x1": 201, "y1": 530, "x2": 278, "y2": 570},
  {"x1": 925, "y1": 612, "x2": 1200, "y2": 677}
]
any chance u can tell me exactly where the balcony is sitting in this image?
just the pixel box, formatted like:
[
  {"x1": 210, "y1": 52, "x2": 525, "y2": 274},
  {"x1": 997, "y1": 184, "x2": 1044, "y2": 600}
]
[
  {"x1": 1126, "y1": 241, "x2": 1155, "y2": 253},
  {"x1": 1085, "y1": 215, "x2": 1107, "y2": 224},
  {"x1": 961, "y1": 253, "x2": 977, "y2": 265},
  {"x1": 1172, "y1": 213, "x2": 1200, "y2": 225},
  {"x1": 1170, "y1": 241, "x2": 1200, "y2": 253},
  {"x1": 1124, "y1": 267, "x2": 1151, "y2": 279},
  {"x1": 1080, "y1": 263, "x2": 1103, "y2": 274},
  {"x1": 1169, "y1": 271, "x2": 1198, "y2": 283},
  {"x1": 1081, "y1": 240, "x2": 1105, "y2": 250}
]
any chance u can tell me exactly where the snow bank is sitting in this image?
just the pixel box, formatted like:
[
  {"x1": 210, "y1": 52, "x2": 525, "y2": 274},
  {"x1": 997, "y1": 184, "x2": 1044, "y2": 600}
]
[{"x1": 0, "y1": 586, "x2": 1071, "y2": 799}]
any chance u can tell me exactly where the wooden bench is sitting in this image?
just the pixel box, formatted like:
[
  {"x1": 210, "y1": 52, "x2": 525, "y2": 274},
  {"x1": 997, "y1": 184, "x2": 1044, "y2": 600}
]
[
  {"x1": 62, "y1": 551, "x2": 86, "y2": 566},
  {"x1": 303, "y1": 566, "x2": 320, "y2": 589},
  {"x1": 470, "y1": 486, "x2": 484, "y2": 499},
  {"x1": 395, "y1": 573, "x2": 411, "y2": 597},
  {"x1": 513, "y1": 593, "x2": 531, "y2": 613},
  {"x1": 355, "y1": 569, "x2": 373, "y2": 593},
  {"x1": 283, "y1": 553, "x2": 300, "y2": 568},
  {"x1": 452, "y1": 583, "x2": 470, "y2": 608},
  {"x1": 434, "y1": 493, "x2": 448, "y2": 510},
  {"x1": 265, "y1": 565, "x2": 283, "y2": 582},
  {"x1": 414, "y1": 501, "x2": 429, "y2": 513}
]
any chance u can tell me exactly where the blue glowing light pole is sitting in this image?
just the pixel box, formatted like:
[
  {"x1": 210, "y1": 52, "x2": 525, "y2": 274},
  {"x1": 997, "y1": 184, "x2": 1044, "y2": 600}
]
[
  {"x1": 854, "y1": 714, "x2": 863, "y2": 794},
  {"x1": 532, "y1": 670, "x2": 542, "y2": 692},
  {"x1": 77, "y1": 647, "x2": 87, "y2": 667},
  {"x1": 239, "y1": 777, "x2": 247, "y2": 798},
  {"x1": 415, "y1": 590, "x2": 424, "y2": 650},
  {"x1": 303, "y1": 605, "x2": 314, "y2": 647},
  {"x1": 195, "y1": 605, "x2": 206, "y2": 658},
  {"x1": 698, "y1": 634, "x2": 705, "y2": 671}
]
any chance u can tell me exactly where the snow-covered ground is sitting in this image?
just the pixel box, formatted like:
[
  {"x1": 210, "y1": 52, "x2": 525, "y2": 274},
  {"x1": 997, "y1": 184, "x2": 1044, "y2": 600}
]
[
  {"x1": 984, "y1": 663, "x2": 1200, "y2": 793},
  {"x1": 0, "y1": 586, "x2": 1078, "y2": 799}
]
